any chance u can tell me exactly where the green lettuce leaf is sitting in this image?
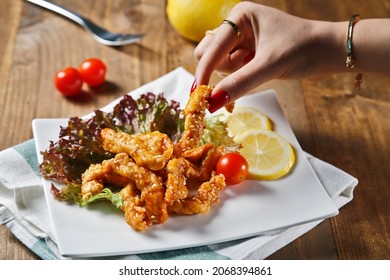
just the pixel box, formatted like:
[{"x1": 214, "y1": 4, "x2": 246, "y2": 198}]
[
  {"x1": 52, "y1": 183, "x2": 123, "y2": 208},
  {"x1": 201, "y1": 115, "x2": 241, "y2": 151},
  {"x1": 51, "y1": 182, "x2": 83, "y2": 204},
  {"x1": 80, "y1": 188, "x2": 123, "y2": 208}
]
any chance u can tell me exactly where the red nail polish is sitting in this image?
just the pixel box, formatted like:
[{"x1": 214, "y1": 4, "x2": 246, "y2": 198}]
[
  {"x1": 190, "y1": 79, "x2": 197, "y2": 93},
  {"x1": 243, "y1": 51, "x2": 255, "y2": 64},
  {"x1": 207, "y1": 89, "x2": 230, "y2": 113}
]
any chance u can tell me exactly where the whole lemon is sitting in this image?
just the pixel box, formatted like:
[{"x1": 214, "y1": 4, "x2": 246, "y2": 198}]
[{"x1": 167, "y1": 0, "x2": 240, "y2": 42}]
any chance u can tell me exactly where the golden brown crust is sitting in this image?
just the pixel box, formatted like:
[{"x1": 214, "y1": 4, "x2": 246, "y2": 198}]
[{"x1": 80, "y1": 85, "x2": 228, "y2": 231}]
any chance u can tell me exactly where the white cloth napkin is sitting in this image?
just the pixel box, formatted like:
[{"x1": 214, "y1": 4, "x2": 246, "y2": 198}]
[{"x1": 0, "y1": 67, "x2": 358, "y2": 260}]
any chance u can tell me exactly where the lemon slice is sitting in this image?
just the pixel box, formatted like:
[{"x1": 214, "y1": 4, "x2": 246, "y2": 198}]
[
  {"x1": 236, "y1": 129, "x2": 295, "y2": 180},
  {"x1": 224, "y1": 106, "x2": 272, "y2": 138}
]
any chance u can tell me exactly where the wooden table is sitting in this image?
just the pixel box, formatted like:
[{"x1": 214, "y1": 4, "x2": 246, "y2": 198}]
[{"x1": 1, "y1": 0, "x2": 389, "y2": 260}]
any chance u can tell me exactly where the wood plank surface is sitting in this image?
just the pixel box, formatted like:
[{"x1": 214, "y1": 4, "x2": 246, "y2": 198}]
[{"x1": 0, "y1": 0, "x2": 389, "y2": 260}]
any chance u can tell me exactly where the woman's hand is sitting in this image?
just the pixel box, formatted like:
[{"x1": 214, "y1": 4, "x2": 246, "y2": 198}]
[{"x1": 194, "y1": 2, "x2": 347, "y2": 112}]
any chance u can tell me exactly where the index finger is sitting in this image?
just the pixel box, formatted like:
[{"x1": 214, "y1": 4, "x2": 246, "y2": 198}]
[{"x1": 195, "y1": 18, "x2": 243, "y2": 85}]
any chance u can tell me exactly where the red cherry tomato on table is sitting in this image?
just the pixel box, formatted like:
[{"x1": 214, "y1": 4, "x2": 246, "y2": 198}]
[
  {"x1": 54, "y1": 67, "x2": 83, "y2": 96},
  {"x1": 216, "y1": 152, "x2": 249, "y2": 185},
  {"x1": 79, "y1": 58, "x2": 106, "y2": 86}
]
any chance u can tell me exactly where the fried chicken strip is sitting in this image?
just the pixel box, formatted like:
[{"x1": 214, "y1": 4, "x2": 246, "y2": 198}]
[
  {"x1": 110, "y1": 153, "x2": 168, "y2": 227},
  {"x1": 174, "y1": 85, "x2": 212, "y2": 155},
  {"x1": 183, "y1": 145, "x2": 225, "y2": 182},
  {"x1": 81, "y1": 153, "x2": 168, "y2": 231},
  {"x1": 165, "y1": 158, "x2": 189, "y2": 206},
  {"x1": 168, "y1": 173, "x2": 226, "y2": 215},
  {"x1": 81, "y1": 158, "x2": 132, "y2": 200},
  {"x1": 81, "y1": 159, "x2": 112, "y2": 200},
  {"x1": 165, "y1": 145, "x2": 225, "y2": 205},
  {"x1": 120, "y1": 183, "x2": 148, "y2": 231},
  {"x1": 101, "y1": 128, "x2": 173, "y2": 171},
  {"x1": 181, "y1": 143, "x2": 215, "y2": 162}
]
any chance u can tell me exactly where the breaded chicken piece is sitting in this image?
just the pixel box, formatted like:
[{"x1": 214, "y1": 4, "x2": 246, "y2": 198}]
[
  {"x1": 168, "y1": 173, "x2": 226, "y2": 215},
  {"x1": 101, "y1": 128, "x2": 173, "y2": 171},
  {"x1": 174, "y1": 85, "x2": 212, "y2": 155}
]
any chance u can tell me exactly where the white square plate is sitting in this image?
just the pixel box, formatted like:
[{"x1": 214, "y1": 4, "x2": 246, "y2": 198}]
[{"x1": 32, "y1": 71, "x2": 338, "y2": 258}]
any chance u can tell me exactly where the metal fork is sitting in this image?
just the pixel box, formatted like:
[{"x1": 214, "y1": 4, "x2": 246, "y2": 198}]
[{"x1": 26, "y1": 0, "x2": 145, "y2": 46}]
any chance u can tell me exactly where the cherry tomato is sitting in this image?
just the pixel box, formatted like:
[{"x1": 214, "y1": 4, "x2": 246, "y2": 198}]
[
  {"x1": 216, "y1": 152, "x2": 249, "y2": 185},
  {"x1": 79, "y1": 58, "x2": 106, "y2": 86},
  {"x1": 54, "y1": 67, "x2": 83, "y2": 96}
]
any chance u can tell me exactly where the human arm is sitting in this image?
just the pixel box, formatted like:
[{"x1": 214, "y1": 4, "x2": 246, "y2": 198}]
[{"x1": 194, "y1": 2, "x2": 390, "y2": 112}]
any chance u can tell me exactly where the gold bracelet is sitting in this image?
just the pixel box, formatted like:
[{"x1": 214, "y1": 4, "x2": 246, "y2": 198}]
[
  {"x1": 346, "y1": 15, "x2": 363, "y2": 88},
  {"x1": 346, "y1": 14, "x2": 361, "y2": 68}
]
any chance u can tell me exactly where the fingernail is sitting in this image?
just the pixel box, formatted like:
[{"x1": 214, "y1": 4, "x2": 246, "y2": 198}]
[
  {"x1": 190, "y1": 79, "x2": 197, "y2": 93},
  {"x1": 207, "y1": 89, "x2": 230, "y2": 113},
  {"x1": 243, "y1": 51, "x2": 255, "y2": 64}
]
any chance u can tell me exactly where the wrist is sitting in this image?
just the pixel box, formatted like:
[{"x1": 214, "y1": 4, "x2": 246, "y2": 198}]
[{"x1": 309, "y1": 20, "x2": 348, "y2": 76}]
